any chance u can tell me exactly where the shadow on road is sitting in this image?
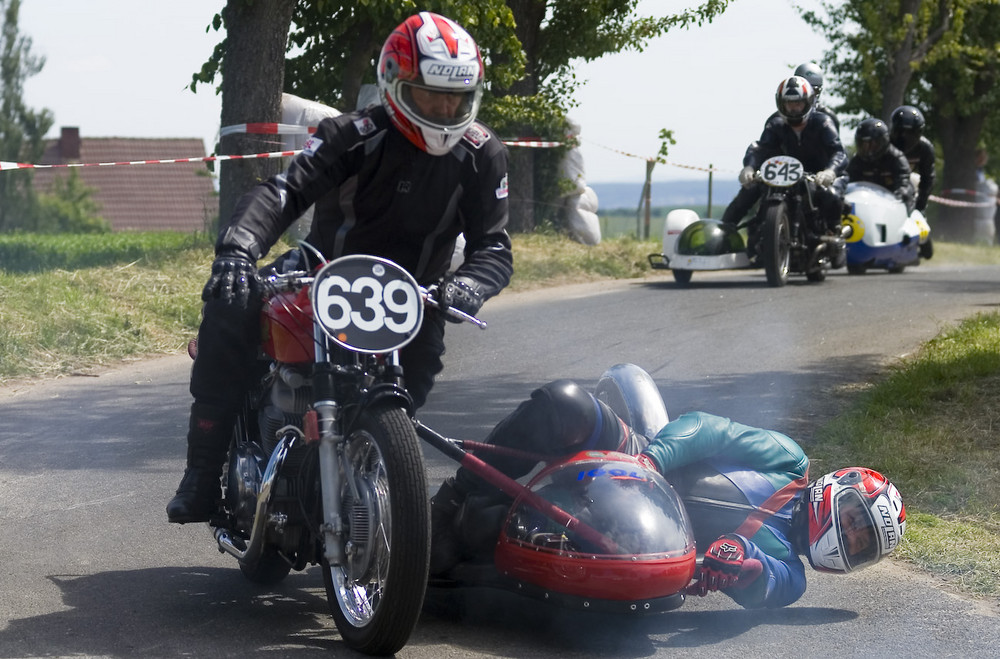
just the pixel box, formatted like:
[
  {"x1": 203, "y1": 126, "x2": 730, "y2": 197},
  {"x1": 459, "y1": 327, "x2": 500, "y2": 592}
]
[{"x1": 0, "y1": 565, "x2": 857, "y2": 659}]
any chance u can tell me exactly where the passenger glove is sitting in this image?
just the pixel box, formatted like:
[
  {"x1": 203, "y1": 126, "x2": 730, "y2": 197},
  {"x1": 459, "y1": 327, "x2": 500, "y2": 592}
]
[
  {"x1": 437, "y1": 275, "x2": 485, "y2": 322},
  {"x1": 202, "y1": 250, "x2": 259, "y2": 308},
  {"x1": 688, "y1": 534, "x2": 762, "y2": 596},
  {"x1": 814, "y1": 168, "x2": 837, "y2": 188},
  {"x1": 738, "y1": 165, "x2": 756, "y2": 188}
]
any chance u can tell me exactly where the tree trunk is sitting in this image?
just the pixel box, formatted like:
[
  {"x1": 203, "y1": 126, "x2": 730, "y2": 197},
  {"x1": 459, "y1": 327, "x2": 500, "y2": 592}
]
[
  {"x1": 503, "y1": 0, "x2": 547, "y2": 233},
  {"x1": 936, "y1": 110, "x2": 988, "y2": 243},
  {"x1": 217, "y1": 0, "x2": 296, "y2": 236}
]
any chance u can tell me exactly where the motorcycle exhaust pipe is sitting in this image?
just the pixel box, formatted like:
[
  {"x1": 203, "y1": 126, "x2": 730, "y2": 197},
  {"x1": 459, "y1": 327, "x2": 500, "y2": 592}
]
[{"x1": 215, "y1": 430, "x2": 297, "y2": 564}]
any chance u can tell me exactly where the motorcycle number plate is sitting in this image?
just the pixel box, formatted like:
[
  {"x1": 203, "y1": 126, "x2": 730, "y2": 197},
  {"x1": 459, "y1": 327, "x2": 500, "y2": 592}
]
[
  {"x1": 310, "y1": 254, "x2": 424, "y2": 353},
  {"x1": 760, "y1": 155, "x2": 803, "y2": 187}
]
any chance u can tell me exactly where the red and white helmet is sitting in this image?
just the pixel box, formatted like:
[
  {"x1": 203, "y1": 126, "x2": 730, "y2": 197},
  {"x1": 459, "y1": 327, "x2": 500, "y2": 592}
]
[
  {"x1": 775, "y1": 75, "x2": 816, "y2": 126},
  {"x1": 804, "y1": 467, "x2": 906, "y2": 573},
  {"x1": 377, "y1": 12, "x2": 484, "y2": 155}
]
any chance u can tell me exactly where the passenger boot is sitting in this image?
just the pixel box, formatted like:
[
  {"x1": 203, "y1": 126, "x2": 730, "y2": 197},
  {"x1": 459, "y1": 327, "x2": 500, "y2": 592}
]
[
  {"x1": 166, "y1": 403, "x2": 234, "y2": 524},
  {"x1": 429, "y1": 477, "x2": 466, "y2": 576}
]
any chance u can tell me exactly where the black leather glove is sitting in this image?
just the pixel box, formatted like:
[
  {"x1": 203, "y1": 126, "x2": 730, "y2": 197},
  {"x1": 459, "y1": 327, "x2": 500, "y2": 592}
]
[
  {"x1": 202, "y1": 250, "x2": 259, "y2": 307},
  {"x1": 437, "y1": 275, "x2": 485, "y2": 322}
]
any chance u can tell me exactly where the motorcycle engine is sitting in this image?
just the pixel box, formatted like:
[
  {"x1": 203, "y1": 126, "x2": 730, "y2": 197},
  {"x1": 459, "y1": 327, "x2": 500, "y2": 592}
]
[{"x1": 259, "y1": 366, "x2": 312, "y2": 455}]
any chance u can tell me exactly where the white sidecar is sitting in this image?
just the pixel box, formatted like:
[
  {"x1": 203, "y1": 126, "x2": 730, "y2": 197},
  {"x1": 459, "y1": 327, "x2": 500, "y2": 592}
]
[
  {"x1": 843, "y1": 181, "x2": 932, "y2": 275},
  {"x1": 647, "y1": 209, "x2": 751, "y2": 285}
]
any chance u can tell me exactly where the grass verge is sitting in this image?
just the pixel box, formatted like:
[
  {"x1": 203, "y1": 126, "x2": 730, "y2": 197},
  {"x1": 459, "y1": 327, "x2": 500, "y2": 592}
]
[{"x1": 1, "y1": 231, "x2": 999, "y2": 598}]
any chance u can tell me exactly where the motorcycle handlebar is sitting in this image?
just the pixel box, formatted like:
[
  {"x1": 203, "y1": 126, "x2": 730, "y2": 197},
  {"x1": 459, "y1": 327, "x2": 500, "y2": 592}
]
[
  {"x1": 422, "y1": 286, "x2": 488, "y2": 330},
  {"x1": 261, "y1": 272, "x2": 487, "y2": 330}
]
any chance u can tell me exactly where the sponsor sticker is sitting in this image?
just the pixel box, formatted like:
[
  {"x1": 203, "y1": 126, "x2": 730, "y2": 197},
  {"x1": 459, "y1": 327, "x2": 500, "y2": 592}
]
[
  {"x1": 463, "y1": 123, "x2": 490, "y2": 149},
  {"x1": 353, "y1": 116, "x2": 377, "y2": 136},
  {"x1": 302, "y1": 136, "x2": 323, "y2": 156},
  {"x1": 495, "y1": 174, "x2": 509, "y2": 200}
]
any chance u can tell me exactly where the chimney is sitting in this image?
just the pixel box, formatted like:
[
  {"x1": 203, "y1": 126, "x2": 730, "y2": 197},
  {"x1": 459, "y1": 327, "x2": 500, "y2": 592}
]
[{"x1": 59, "y1": 126, "x2": 81, "y2": 160}]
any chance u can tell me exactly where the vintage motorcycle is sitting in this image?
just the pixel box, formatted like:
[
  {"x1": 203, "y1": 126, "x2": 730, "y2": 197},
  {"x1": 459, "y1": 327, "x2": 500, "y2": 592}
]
[
  {"x1": 649, "y1": 155, "x2": 849, "y2": 287},
  {"x1": 419, "y1": 363, "x2": 698, "y2": 614},
  {"x1": 842, "y1": 181, "x2": 933, "y2": 275},
  {"x1": 199, "y1": 243, "x2": 483, "y2": 656}
]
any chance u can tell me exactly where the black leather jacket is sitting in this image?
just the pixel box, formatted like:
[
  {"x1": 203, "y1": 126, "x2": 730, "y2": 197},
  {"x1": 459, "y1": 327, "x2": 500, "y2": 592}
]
[
  {"x1": 215, "y1": 104, "x2": 513, "y2": 297},
  {"x1": 894, "y1": 135, "x2": 936, "y2": 211},
  {"x1": 744, "y1": 111, "x2": 847, "y2": 175},
  {"x1": 847, "y1": 144, "x2": 916, "y2": 214}
]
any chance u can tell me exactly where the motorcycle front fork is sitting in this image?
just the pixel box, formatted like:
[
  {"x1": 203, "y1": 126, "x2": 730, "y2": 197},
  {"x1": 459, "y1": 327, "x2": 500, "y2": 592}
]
[{"x1": 312, "y1": 328, "x2": 348, "y2": 567}]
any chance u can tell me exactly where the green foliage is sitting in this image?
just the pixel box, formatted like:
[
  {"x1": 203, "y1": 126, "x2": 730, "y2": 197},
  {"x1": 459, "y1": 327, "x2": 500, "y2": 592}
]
[
  {"x1": 32, "y1": 169, "x2": 110, "y2": 234},
  {"x1": 0, "y1": 231, "x2": 212, "y2": 273},
  {"x1": 798, "y1": 0, "x2": 1000, "y2": 179},
  {"x1": 0, "y1": 0, "x2": 54, "y2": 231},
  {"x1": 191, "y1": 1, "x2": 734, "y2": 231}
]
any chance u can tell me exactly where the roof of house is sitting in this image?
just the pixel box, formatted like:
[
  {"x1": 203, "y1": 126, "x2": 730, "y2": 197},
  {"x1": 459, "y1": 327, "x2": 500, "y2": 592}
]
[{"x1": 32, "y1": 128, "x2": 218, "y2": 232}]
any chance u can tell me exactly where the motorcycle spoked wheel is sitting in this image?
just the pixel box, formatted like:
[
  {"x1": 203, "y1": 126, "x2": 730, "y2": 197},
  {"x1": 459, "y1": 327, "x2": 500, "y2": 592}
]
[
  {"x1": 322, "y1": 403, "x2": 429, "y2": 656},
  {"x1": 761, "y1": 202, "x2": 791, "y2": 287}
]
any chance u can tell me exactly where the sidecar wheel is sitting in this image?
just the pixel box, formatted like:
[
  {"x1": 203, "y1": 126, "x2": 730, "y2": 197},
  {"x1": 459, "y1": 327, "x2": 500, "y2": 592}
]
[
  {"x1": 920, "y1": 238, "x2": 934, "y2": 260},
  {"x1": 761, "y1": 203, "x2": 790, "y2": 287},
  {"x1": 847, "y1": 264, "x2": 867, "y2": 275},
  {"x1": 323, "y1": 403, "x2": 428, "y2": 656},
  {"x1": 672, "y1": 269, "x2": 692, "y2": 285},
  {"x1": 806, "y1": 269, "x2": 826, "y2": 282}
]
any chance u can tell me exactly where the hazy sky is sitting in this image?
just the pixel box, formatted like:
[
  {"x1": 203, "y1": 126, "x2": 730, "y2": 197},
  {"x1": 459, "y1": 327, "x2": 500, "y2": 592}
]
[{"x1": 19, "y1": 0, "x2": 835, "y2": 185}]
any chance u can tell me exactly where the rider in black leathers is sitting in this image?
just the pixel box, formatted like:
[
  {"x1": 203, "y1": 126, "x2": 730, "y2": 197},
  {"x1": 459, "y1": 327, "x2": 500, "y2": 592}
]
[
  {"x1": 792, "y1": 62, "x2": 840, "y2": 132},
  {"x1": 721, "y1": 76, "x2": 848, "y2": 235},
  {"x1": 167, "y1": 12, "x2": 513, "y2": 524},
  {"x1": 429, "y1": 379, "x2": 907, "y2": 609},
  {"x1": 889, "y1": 105, "x2": 936, "y2": 212},
  {"x1": 848, "y1": 118, "x2": 916, "y2": 215}
]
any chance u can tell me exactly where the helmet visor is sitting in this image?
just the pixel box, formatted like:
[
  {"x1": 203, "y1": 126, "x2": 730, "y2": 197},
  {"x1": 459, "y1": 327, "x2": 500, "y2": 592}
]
[
  {"x1": 835, "y1": 489, "x2": 880, "y2": 570},
  {"x1": 399, "y1": 82, "x2": 480, "y2": 128}
]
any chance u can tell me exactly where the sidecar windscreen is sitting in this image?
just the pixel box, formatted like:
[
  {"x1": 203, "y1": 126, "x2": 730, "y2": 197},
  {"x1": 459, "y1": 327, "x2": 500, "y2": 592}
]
[{"x1": 495, "y1": 451, "x2": 697, "y2": 602}]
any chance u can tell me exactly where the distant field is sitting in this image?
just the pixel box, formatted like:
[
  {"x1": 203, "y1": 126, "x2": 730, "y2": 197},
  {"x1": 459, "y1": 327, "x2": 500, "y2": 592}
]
[{"x1": 598, "y1": 205, "x2": 719, "y2": 240}]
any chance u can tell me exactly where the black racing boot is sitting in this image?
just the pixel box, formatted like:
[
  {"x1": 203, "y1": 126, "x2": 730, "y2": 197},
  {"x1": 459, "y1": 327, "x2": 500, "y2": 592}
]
[
  {"x1": 166, "y1": 403, "x2": 234, "y2": 524},
  {"x1": 429, "y1": 477, "x2": 466, "y2": 577}
]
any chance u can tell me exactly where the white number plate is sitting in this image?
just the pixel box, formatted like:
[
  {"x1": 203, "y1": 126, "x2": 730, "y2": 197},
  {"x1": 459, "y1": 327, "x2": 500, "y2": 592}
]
[
  {"x1": 310, "y1": 255, "x2": 424, "y2": 353},
  {"x1": 759, "y1": 155, "x2": 803, "y2": 188}
]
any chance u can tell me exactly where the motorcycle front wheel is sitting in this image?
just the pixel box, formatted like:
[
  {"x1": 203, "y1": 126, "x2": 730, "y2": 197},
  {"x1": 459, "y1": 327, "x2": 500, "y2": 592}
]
[
  {"x1": 322, "y1": 403, "x2": 429, "y2": 656},
  {"x1": 761, "y1": 202, "x2": 791, "y2": 287}
]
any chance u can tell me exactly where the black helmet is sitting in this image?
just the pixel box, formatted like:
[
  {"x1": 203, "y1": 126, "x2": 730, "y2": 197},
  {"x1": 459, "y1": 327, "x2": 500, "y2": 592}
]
[
  {"x1": 855, "y1": 118, "x2": 891, "y2": 161},
  {"x1": 513, "y1": 380, "x2": 602, "y2": 451},
  {"x1": 775, "y1": 76, "x2": 816, "y2": 126},
  {"x1": 677, "y1": 219, "x2": 745, "y2": 256},
  {"x1": 794, "y1": 62, "x2": 825, "y2": 96},
  {"x1": 889, "y1": 105, "x2": 926, "y2": 153}
]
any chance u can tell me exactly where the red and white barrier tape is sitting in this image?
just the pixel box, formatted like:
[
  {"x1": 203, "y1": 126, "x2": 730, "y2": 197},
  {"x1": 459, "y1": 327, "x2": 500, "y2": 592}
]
[
  {"x1": 221, "y1": 121, "x2": 564, "y2": 147},
  {"x1": 927, "y1": 193, "x2": 998, "y2": 208},
  {"x1": 220, "y1": 122, "x2": 316, "y2": 138},
  {"x1": 0, "y1": 150, "x2": 300, "y2": 170}
]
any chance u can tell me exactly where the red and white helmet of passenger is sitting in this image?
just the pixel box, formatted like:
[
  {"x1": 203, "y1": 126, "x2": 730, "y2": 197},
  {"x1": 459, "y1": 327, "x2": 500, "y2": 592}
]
[
  {"x1": 377, "y1": 12, "x2": 484, "y2": 155},
  {"x1": 805, "y1": 467, "x2": 906, "y2": 573}
]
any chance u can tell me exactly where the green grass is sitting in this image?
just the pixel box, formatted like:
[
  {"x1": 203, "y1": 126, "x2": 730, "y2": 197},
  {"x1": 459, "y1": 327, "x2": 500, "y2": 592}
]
[
  {"x1": 808, "y1": 311, "x2": 1000, "y2": 596},
  {"x1": 1, "y1": 230, "x2": 999, "y2": 599}
]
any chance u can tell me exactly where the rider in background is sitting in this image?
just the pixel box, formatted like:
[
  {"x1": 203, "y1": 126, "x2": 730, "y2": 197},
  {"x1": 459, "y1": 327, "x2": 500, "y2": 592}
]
[
  {"x1": 848, "y1": 118, "x2": 916, "y2": 215},
  {"x1": 720, "y1": 76, "x2": 848, "y2": 236},
  {"x1": 793, "y1": 62, "x2": 841, "y2": 132},
  {"x1": 430, "y1": 380, "x2": 906, "y2": 609},
  {"x1": 167, "y1": 12, "x2": 513, "y2": 525},
  {"x1": 889, "y1": 105, "x2": 936, "y2": 212}
]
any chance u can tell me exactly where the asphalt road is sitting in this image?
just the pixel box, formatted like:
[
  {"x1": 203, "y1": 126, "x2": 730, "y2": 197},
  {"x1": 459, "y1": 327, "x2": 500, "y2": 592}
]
[{"x1": 2, "y1": 262, "x2": 999, "y2": 658}]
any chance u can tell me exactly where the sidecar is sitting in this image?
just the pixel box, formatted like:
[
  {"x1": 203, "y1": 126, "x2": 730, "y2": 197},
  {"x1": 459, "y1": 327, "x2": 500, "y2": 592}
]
[
  {"x1": 647, "y1": 209, "x2": 752, "y2": 285},
  {"x1": 425, "y1": 364, "x2": 696, "y2": 614},
  {"x1": 842, "y1": 181, "x2": 932, "y2": 275}
]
